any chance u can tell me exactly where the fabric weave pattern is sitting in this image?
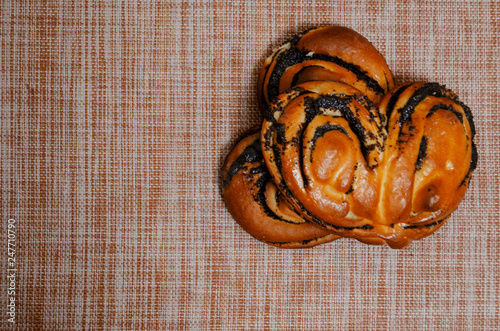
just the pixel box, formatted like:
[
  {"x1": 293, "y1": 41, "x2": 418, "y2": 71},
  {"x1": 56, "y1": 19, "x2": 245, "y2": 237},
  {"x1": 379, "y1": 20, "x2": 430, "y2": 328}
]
[{"x1": 1, "y1": 0, "x2": 498, "y2": 329}]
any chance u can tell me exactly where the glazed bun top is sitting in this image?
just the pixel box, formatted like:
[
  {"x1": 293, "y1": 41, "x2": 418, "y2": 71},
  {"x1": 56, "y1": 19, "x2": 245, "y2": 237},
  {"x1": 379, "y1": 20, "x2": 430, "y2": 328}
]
[{"x1": 258, "y1": 26, "x2": 396, "y2": 114}]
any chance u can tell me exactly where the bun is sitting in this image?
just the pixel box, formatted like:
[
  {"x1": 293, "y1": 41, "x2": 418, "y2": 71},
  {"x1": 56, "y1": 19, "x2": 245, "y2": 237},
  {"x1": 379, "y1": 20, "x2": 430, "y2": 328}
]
[
  {"x1": 221, "y1": 127, "x2": 340, "y2": 248},
  {"x1": 258, "y1": 26, "x2": 395, "y2": 114},
  {"x1": 222, "y1": 26, "x2": 477, "y2": 248}
]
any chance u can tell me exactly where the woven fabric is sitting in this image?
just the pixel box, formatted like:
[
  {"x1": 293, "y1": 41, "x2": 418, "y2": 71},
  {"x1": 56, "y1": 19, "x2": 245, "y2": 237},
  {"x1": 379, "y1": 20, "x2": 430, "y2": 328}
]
[{"x1": 1, "y1": 0, "x2": 499, "y2": 329}]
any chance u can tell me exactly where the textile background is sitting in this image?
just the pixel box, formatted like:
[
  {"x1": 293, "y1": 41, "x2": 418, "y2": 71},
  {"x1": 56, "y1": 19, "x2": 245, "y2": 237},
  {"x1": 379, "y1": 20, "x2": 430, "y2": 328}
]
[{"x1": 1, "y1": 0, "x2": 499, "y2": 329}]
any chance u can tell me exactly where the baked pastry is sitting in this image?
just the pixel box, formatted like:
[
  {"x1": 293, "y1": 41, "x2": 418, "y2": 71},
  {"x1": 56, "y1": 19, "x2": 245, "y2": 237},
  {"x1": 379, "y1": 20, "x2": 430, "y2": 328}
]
[
  {"x1": 221, "y1": 127, "x2": 340, "y2": 248},
  {"x1": 222, "y1": 25, "x2": 476, "y2": 248},
  {"x1": 261, "y1": 81, "x2": 477, "y2": 248},
  {"x1": 258, "y1": 26, "x2": 396, "y2": 114}
]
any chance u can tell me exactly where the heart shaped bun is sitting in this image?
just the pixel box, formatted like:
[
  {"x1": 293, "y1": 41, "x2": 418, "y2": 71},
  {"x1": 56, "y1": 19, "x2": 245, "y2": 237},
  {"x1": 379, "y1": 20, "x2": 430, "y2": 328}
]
[{"x1": 223, "y1": 26, "x2": 476, "y2": 248}]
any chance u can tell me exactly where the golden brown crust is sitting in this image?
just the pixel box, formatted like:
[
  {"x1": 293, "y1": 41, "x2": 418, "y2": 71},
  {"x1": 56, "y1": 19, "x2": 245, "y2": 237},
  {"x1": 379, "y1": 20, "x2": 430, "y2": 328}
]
[
  {"x1": 221, "y1": 129, "x2": 339, "y2": 248},
  {"x1": 261, "y1": 81, "x2": 476, "y2": 248},
  {"x1": 225, "y1": 26, "x2": 476, "y2": 249},
  {"x1": 257, "y1": 26, "x2": 395, "y2": 115},
  {"x1": 295, "y1": 27, "x2": 394, "y2": 93}
]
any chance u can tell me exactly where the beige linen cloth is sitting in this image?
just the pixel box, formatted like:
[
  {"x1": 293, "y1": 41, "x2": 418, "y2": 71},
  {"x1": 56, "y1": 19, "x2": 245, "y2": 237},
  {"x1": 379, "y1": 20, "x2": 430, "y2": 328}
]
[{"x1": 1, "y1": 0, "x2": 498, "y2": 329}]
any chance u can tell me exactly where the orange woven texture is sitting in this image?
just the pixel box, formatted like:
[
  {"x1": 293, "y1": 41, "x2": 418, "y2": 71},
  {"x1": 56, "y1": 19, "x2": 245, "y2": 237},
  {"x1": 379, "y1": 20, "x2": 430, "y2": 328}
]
[{"x1": 1, "y1": 0, "x2": 498, "y2": 329}]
